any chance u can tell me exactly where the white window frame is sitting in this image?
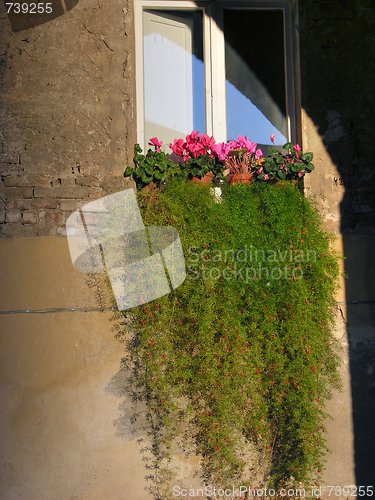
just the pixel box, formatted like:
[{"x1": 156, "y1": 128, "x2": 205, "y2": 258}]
[{"x1": 134, "y1": 0, "x2": 300, "y2": 150}]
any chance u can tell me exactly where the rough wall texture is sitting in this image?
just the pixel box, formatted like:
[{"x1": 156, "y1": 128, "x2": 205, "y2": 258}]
[
  {"x1": 0, "y1": 0, "x2": 134, "y2": 238},
  {"x1": 2, "y1": 0, "x2": 375, "y2": 238},
  {"x1": 300, "y1": 0, "x2": 375, "y2": 234}
]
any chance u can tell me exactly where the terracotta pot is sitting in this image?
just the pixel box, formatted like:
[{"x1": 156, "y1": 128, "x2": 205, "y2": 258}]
[
  {"x1": 228, "y1": 172, "x2": 253, "y2": 185},
  {"x1": 274, "y1": 179, "x2": 297, "y2": 188},
  {"x1": 141, "y1": 181, "x2": 158, "y2": 192},
  {"x1": 190, "y1": 171, "x2": 214, "y2": 185}
]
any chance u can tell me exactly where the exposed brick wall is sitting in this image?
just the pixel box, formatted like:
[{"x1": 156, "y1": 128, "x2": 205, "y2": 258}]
[
  {"x1": 0, "y1": 0, "x2": 135, "y2": 238},
  {"x1": 3, "y1": 0, "x2": 374, "y2": 238},
  {"x1": 299, "y1": 0, "x2": 375, "y2": 233}
]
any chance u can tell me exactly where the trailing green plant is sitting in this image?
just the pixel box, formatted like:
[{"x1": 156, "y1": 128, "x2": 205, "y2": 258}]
[{"x1": 121, "y1": 179, "x2": 341, "y2": 494}]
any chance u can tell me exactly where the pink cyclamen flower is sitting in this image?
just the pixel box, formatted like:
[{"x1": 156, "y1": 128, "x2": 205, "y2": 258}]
[
  {"x1": 264, "y1": 174, "x2": 269, "y2": 180},
  {"x1": 256, "y1": 148, "x2": 263, "y2": 159},
  {"x1": 293, "y1": 144, "x2": 301, "y2": 157},
  {"x1": 169, "y1": 138, "x2": 185, "y2": 157},
  {"x1": 148, "y1": 137, "x2": 163, "y2": 152},
  {"x1": 270, "y1": 134, "x2": 276, "y2": 144},
  {"x1": 298, "y1": 170, "x2": 305, "y2": 178},
  {"x1": 235, "y1": 135, "x2": 257, "y2": 154},
  {"x1": 211, "y1": 142, "x2": 231, "y2": 161},
  {"x1": 186, "y1": 141, "x2": 205, "y2": 158},
  {"x1": 256, "y1": 167, "x2": 263, "y2": 174},
  {"x1": 185, "y1": 130, "x2": 199, "y2": 144}
]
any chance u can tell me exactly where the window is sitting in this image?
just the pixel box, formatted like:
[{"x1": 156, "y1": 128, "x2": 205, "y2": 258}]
[{"x1": 134, "y1": 0, "x2": 300, "y2": 152}]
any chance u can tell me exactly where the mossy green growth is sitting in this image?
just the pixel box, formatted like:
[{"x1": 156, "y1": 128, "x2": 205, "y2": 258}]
[{"x1": 125, "y1": 181, "x2": 342, "y2": 491}]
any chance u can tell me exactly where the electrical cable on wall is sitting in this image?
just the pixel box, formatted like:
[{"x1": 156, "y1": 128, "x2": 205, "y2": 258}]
[{"x1": 0, "y1": 301, "x2": 375, "y2": 315}]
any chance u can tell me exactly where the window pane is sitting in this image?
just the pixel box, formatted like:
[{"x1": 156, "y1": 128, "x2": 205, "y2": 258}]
[
  {"x1": 143, "y1": 10, "x2": 204, "y2": 148},
  {"x1": 224, "y1": 10, "x2": 287, "y2": 151}
]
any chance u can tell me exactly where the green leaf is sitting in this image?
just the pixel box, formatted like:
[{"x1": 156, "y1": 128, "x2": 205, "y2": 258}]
[
  {"x1": 264, "y1": 161, "x2": 276, "y2": 173},
  {"x1": 146, "y1": 157, "x2": 155, "y2": 167},
  {"x1": 134, "y1": 153, "x2": 145, "y2": 162},
  {"x1": 141, "y1": 172, "x2": 153, "y2": 184},
  {"x1": 134, "y1": 143, "x2": 143, "y2": 154},
  {"x1": 306, "y1": 162, "x2": 315, "y2": 172},
  {"x1": 154, "y1": 170, "x2": 166, "y2": 181},
  {"x1": 283, "y1": 142, "x2": 294, "y2": 151},
  {"x1": 290, "y1": 163, "x2": 304, "y2": 173},
  {"x1": 195, "y1": 157, "x2": 206, "y2": 168},
  {"x1": 124, "y1": 166, "x2": 134, "y2": 177},
  {"x1": 145, "y1": 165, "x2": 154, "y2": 176},
  {"x1": 190, "y1": 168, "x2": 202, "y2": 177},
  {"x1": 277, "y1": 169, "x2": 286, "y2": 179},
  {"x1": 135, "y1": 167, "x2": 143, "y2": 177},
  {"x1": 301, "y1": 152, "x2": 313, "y2": 162}
]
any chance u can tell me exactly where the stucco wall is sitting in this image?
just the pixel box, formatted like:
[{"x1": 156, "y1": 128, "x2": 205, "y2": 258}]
[{"x1": 1, "y1": 0, "x2": 375, "y2": 495}]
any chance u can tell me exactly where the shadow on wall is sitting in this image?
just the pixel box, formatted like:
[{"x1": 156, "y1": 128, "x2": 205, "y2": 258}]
[
  {"x1": 3, "y1": 0, "x2": 80, "y2": 32},
  {"x1": 299, "y1": 0, "x2": 375, "y2": 488}
]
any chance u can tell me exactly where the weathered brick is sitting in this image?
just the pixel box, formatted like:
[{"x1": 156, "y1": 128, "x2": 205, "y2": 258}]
[
  {"x1": 0, "y1": 200, "x2": 4, "y2": 211},
  {"x1": 88, "y1": 189, "x2": 105, "y2": 200},
  {"x1": 22, "y1": 210, "x2": 38, "y2": 224},
  {"x1": 4, "y1": 187, "x2": 33, "y2": 199},
  {"x1": 0, "y1": 164, "x2": 23, "y2": 177},
  {"x1": 61, "y1": 211, "x2": 73, "y2": 222},
  {"x1": 36, "y1": 224, "x2": 57, "y2": 236},
  {"x1": 0, "y1": 152, "x2": 20, "y2": 164},
  {"x1": 57, "y1": 227, "x2": 67, "y2": 236},
  {"x1": 4, "y1": 175, "x2": 51, "y2": 187},
  {"x1": 1, "y1": 140, "x2": 26, "y2": 154},
  {"x1": 60, "y1": 177, "x2": 76, "y2": 187},
  {"x1": 352, "y1": 201, "x2": 375, "y2": 214},
  {"x1": 34, "y1": 187, "x2": 90, "y2": 199},
  {"x1": 22, "y1": 225, "x2": 39, "y2": 236},
  {"x1": 59, "y1": 199, "x2": 86, "y2": 211},
  {"x1": 37, "y1": 210, "x2": 46, "y2": 224},
  {"x1": 5, "y1": 199, "x2": 59, "y2": 210},
  {"x1": 76, "y1": 175, "x2": 100, "y2": 187},
  {"x1": 45, "y1": 211, "x2": 63, "y2": 224},
  {"x1": 1, "y1": 224, "x2": 24, "y2": 235},
  {"x1": 6, "y1": 210, "x2": 22, "y2": 223},
  {"x1": 103, "y1": 176, "x2": 133, "y2": 193},
  {"x1": 0, "y1": 210, "x2": 5, "y2": 223}
]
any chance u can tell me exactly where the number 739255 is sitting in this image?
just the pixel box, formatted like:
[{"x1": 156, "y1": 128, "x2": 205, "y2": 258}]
[
  {"x1": 327, "y1": 486, "x2": 373, "y2": 497},
  {"x1": 6, "y1": 3, "x2": 53, "y2": 14}
]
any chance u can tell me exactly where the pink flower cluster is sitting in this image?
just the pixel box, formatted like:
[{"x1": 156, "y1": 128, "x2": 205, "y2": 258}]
[
  {"x1": 211, "y1": 135, "x2": 263, "y2": 162},
  {"x1": 169, "y1": 131, "x2": 215, "y2": 161},
  {"x1": 169, "y1": 130, "x2": 263, "y2": 163}
]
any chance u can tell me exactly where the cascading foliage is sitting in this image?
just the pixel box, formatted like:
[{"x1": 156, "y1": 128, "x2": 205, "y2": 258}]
[{"x1": 122, "y1": 180, "x2": 342, "y2": 493}]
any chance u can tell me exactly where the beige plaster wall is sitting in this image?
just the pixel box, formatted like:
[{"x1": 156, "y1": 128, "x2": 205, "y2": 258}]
[{"x1": 0, "y1": 237, "x2": 155, "y2": 500}]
